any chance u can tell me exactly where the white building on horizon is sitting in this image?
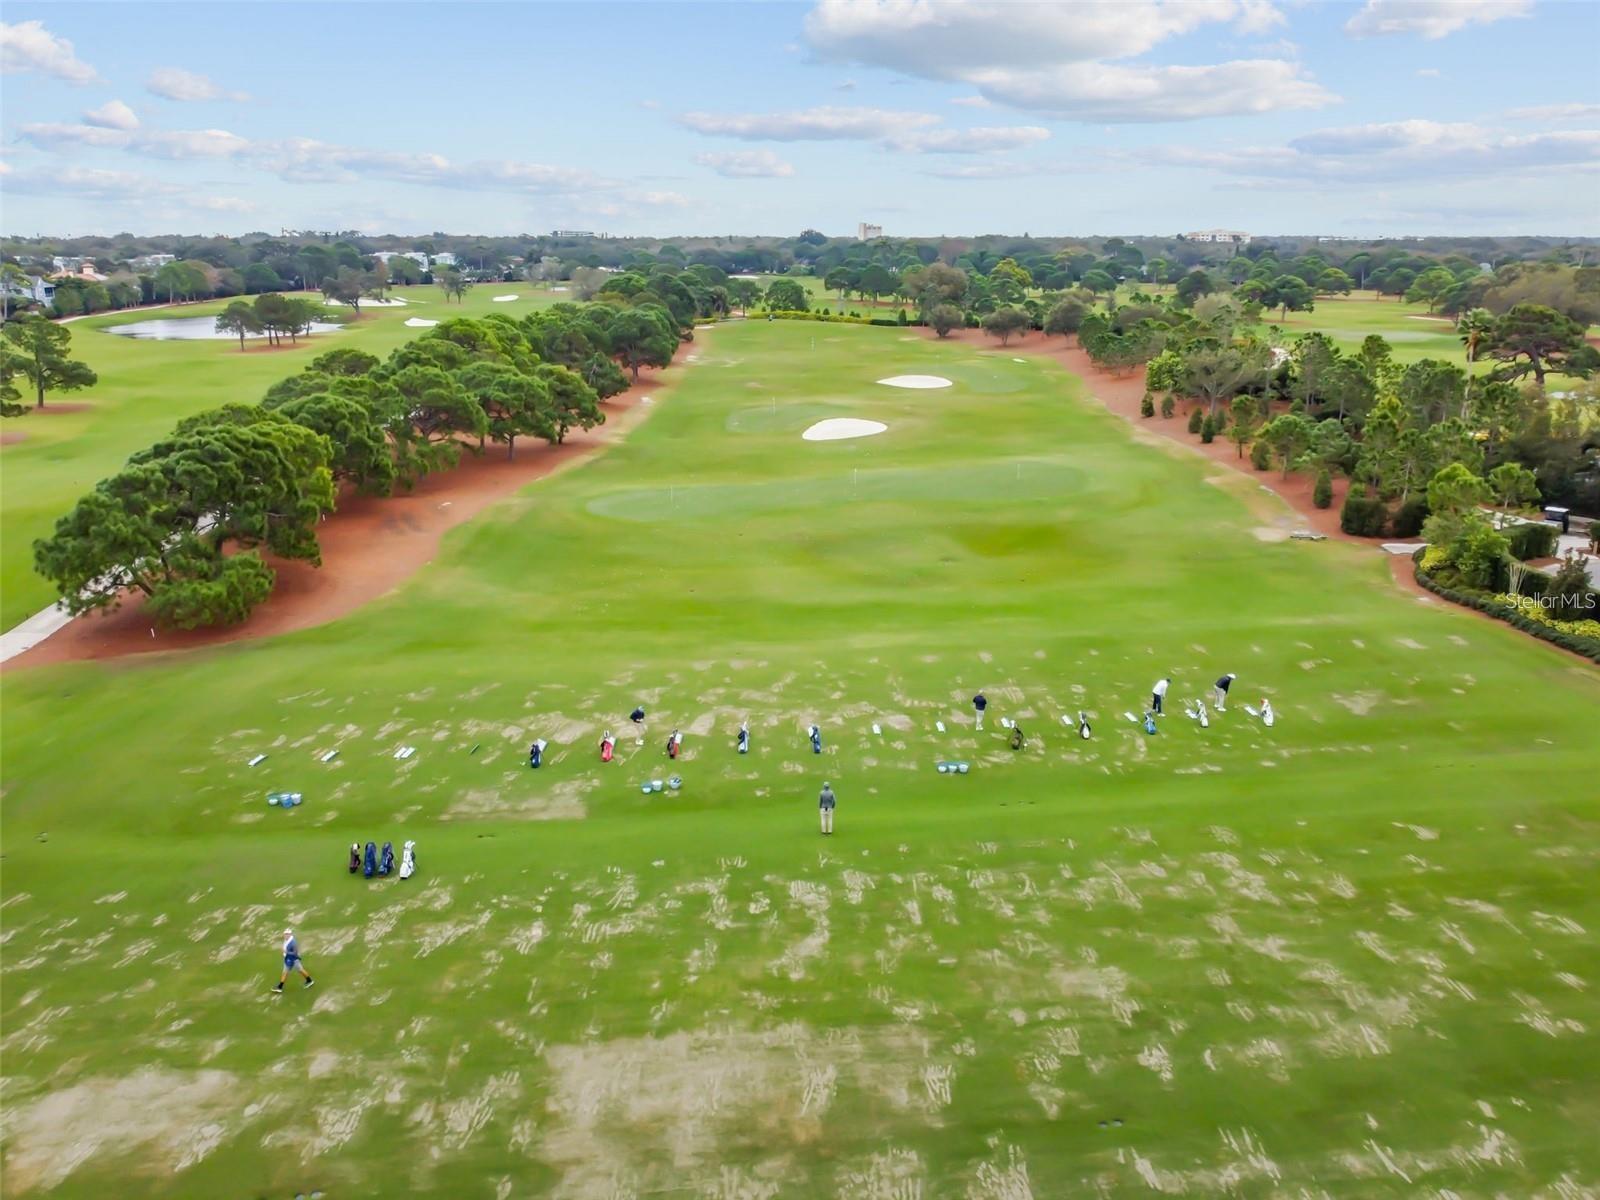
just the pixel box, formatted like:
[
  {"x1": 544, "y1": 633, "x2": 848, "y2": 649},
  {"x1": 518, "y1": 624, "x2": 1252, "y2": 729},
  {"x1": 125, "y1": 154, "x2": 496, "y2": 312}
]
[
  {"x1": 857, "y1": 222, "x2": 883, "y2": 241},
  {"x1": 1182, "y1": 229, "x2": 1252, "y2": 244}
]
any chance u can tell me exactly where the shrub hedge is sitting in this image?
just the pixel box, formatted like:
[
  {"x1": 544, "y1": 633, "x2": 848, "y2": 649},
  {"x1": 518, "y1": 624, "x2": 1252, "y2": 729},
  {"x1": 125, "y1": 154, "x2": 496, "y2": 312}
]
[
  {"x1": 1340, "y1": 491, "x2": 1388, "y2": 537},
  {"x1": 1412, "y1": 548, "x2": 1600, "y2": 662},
  {"x1": 1503, "y1": 521, "x2": 1560, "y2": 562}
]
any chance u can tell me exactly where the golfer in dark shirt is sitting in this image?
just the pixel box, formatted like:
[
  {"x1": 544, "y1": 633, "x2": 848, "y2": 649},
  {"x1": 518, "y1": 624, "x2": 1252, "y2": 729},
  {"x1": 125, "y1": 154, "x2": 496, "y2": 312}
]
[
  {"x1": 972, "y1": 692, "x2": 988, "y2": 730},
  {"x1": 818, "y1": 782, "x2": 836, "y2": 835}
]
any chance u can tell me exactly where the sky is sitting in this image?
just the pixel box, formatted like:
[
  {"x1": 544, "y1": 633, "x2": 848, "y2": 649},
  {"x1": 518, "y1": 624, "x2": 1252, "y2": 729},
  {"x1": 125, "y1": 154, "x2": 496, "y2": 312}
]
[{"x1": 1, "y1": 0, "x2": 1597, "y2": 239}]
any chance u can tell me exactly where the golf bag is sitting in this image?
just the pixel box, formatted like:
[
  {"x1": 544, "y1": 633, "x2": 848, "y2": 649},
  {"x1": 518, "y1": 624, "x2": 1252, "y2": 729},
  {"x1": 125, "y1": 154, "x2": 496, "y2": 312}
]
[
  {"x1": 529, "y1": 739, "x2": 545, "y2": 769},
  {"x1": 348, "y1": 842, "x2": 361, "y2": 874},
  {"x1": 379, "y1": 841, "x2": 395, "y2": 876},
  {"x1": 667, "y1": 732, "x2": 680, "y2": 759},
  {"x1": 1143, "y1": 714, "x2": 1158, "y2": 735},
  {"x1": 737, "y1": 725, "x2": 749, "y2": 754},
  {"x1": 809, "y1": 725, "x2": 822, "y2": 754},
  {"x1": 1078, "y1": 714, "x2": 1092, "y2": 740},
  {"x1": 600, "y1": 734, "x2": 615, "y2": 763},
  {"x1": 1010, "y1": 725, "x2": 1024, "y2": 751},
  {"x1": 363, "y1": 841, "x2": 378, "y2": 878},
  {"x1": 399, "y1": 840, "x2": 416, "y2": 881}
]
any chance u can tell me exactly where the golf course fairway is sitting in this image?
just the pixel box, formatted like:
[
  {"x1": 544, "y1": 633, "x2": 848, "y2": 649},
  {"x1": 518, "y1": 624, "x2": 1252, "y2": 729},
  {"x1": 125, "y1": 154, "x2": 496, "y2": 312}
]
[{"x1": 1, "y1": 321, "x2": 1596, "y2": 1198}]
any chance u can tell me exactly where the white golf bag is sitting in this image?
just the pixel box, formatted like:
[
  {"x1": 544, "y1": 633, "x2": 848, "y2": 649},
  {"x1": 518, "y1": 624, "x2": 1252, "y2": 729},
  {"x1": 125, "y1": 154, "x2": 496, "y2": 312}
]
[{"x1": 399, "y1": 840, "x2": 416, "y2": 881}]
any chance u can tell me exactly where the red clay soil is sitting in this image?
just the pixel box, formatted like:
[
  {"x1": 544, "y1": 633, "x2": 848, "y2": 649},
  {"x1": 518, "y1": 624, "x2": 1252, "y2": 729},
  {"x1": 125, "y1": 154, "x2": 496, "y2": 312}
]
[
  {"x1": 8, "y1": 340, "x2": 701, "y2": 670},
  {"x1": 0, "y1": 431, "x2": 27, "y2": 446}
]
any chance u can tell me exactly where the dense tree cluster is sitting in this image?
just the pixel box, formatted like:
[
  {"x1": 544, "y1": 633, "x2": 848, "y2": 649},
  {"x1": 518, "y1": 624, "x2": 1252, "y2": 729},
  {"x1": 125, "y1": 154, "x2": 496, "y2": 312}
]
[{"x1": 33, "y1": 283, "x2": 708, "y2": 628}]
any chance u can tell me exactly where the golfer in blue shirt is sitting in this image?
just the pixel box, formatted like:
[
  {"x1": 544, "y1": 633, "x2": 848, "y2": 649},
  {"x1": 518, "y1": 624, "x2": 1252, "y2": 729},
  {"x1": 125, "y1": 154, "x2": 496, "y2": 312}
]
[{"x1": 273, "y1": 929, "x2": 314, "y2": 993}]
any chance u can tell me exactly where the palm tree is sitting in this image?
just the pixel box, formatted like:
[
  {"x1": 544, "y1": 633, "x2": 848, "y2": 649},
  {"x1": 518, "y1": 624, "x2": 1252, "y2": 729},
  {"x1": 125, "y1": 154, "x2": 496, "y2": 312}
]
[{"x1": 1458, "y1": 307, "x2": 1495, "y2": 418}]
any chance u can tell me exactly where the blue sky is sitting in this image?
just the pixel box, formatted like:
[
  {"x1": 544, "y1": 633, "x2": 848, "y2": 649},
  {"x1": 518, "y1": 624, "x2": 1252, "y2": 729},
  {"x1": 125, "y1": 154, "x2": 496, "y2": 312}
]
[{"x1": 2, "y1": 1, "x2": 1596, "y2": 238}]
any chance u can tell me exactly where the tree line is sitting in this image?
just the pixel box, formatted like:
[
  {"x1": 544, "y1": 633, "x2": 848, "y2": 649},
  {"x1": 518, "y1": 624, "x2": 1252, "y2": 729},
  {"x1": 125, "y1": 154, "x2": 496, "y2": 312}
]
[{"x1": 31, "y1": 275, "x2": 714, "y2": 628}]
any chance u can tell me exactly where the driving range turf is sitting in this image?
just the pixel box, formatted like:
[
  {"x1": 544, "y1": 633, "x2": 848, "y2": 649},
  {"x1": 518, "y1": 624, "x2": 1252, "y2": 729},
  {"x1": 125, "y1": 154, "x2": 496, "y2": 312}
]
[{"x1": 1, "y1": 322, "x2": 1597, "y2": 1198}]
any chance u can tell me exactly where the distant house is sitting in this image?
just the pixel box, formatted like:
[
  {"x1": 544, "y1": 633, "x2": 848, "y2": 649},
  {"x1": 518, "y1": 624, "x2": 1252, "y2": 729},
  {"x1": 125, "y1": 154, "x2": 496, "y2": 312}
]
[
  {"x1": 51, "y1": 255, "x2": 94, "y2": 273},
  {"x1": 129, "y1": 253, "x2": 177, "y2": 272},
  {"x1": 1182, "y1": 229, "x2": 1252, "y2": 244},
  {"x1": 373, "y1": 250, "x2": 430, "y2": 269},
  {"x1": 51, "y1": 265, "x2": 109, "y2": 283},
  {"x1": 431, "y1": 252, "x2": 458, "y2": 267},
  {"x1": 857, "y1": 222, "x2": 884, "y2": 241},
  {"x1": 551, "y1": 230, "x2": 596, "y2": 238},
  {"x1": 2, "y1": 276, "x2": 56, "y2": 306}
]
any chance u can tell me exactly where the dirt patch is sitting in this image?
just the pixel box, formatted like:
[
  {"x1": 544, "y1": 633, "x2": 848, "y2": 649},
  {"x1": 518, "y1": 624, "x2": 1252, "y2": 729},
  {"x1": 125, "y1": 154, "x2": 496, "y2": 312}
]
[
  {"x1": 10, "y1": 336, "x2": 704, "y2": 670},
  {"x1": 28, "y1": 402, "x2": 95, "y2": 415},
  {"x1": 444, "y1": 779, "x2": 590, "y2": 821},
  {"x1": 3, "y1": 1068, "x2": 239, "y2": 1190},
  {"x1": 540, "y1": 1024, "x2": 938, "y2": 1196},
  {"x1": 0, "y1": 430, "x2": 27, "y2": 446}
]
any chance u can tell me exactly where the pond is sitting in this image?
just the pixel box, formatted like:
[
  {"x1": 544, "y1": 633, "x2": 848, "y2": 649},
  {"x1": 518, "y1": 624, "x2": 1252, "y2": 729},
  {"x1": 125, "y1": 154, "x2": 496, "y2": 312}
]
[{"x1": 104, "y1": 317, "x2": 345, "y2": 341}]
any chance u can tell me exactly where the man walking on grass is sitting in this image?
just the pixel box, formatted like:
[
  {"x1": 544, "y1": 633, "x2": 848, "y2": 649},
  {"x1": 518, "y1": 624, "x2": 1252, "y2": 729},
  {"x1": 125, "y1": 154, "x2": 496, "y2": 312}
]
[
  {"x1": 274, "y1": 928, "x2": 313, "y2": 993},
  {"x1": 1151, "y1": 675, "x2": 1170, "y2": 716},
  {"x1": 818, "y1": 781, "x2": 836, "y2": 835},
  {"x1": 972, "y1": 692, "x2": 988, "y2": 731}
]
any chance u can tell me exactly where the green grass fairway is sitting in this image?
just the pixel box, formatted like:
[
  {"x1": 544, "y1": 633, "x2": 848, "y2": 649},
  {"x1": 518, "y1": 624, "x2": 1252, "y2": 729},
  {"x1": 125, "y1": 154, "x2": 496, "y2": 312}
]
[
  {"x1": 2, "y1": 323, "x2": 1597, "y2": 1198},
  {"x1": 0, "y1": 284, "x2": 567, "y2": 630}
]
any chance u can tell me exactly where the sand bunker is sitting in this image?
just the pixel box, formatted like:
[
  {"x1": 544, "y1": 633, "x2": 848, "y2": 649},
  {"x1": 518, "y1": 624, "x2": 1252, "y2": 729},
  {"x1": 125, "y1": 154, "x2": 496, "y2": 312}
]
[
  {"x1": 492, "y1": 294, "x2": 520, "y2": 302},
  {"x1": 403, "y1": 317, "x2": 439, "y2": 328},
  {"x1": 878, "y1": 375, "x2": 952, "y2": 389},
  {"x1": 802, "y1": 418, "x2": 888, "y2": 442}
]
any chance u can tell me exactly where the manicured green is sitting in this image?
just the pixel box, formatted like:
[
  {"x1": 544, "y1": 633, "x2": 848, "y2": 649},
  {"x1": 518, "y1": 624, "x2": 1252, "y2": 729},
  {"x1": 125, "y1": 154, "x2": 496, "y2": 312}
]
[
  {"x1": 0, "y1": 285, "x2": 569, "y2": 629},
  {"x1": 1, "y1": 323, "x2": 1595, "y2": 1197}
]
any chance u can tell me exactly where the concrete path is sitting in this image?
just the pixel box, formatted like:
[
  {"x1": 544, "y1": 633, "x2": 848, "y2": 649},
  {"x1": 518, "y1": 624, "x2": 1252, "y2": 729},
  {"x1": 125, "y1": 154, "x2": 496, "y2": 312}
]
[{"x1": 0, "y1": 601, "x2": 74, "y2": 664}]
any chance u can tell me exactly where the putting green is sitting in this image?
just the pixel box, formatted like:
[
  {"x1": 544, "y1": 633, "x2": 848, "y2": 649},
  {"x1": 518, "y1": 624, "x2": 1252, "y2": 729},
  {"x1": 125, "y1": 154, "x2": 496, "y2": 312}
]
[{"x1": 1, "y1": 322, "x2": 1595, "y2": 1198}]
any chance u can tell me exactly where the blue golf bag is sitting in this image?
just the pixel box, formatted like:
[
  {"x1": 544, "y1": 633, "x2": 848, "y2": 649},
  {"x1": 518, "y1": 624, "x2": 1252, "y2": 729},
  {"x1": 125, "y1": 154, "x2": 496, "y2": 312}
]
[
  {"x1": 363, "y1": 840, "x2": 377, "y2": 878},
  {"x1": 809, "y1": 725, "x2": 822, "y2": 754},
  {"x1": 379, "y1": 841, "x2": 395, "y2": 876}
]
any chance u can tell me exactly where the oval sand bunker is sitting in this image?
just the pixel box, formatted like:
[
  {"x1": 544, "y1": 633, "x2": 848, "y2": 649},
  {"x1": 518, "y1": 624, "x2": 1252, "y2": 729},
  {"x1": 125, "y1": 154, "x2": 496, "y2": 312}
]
[
  {"x1": 878, "y1": 374, "x2": 952, "y2": 389},
  {"x1": 802, "y1": 418, "x2": 888, "y2": 442}
]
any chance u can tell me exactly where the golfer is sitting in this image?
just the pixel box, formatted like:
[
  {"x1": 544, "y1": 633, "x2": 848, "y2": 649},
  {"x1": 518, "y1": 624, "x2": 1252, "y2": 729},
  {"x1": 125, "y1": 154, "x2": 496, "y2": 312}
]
[
  {"x1": 972, "y1": 692, "x2": 988, "y2": 730},
  {"x1": 1213, "y1": 673, "x2": 1236, "y2": 710},
  {"x1": 818, "y1": 781, "x2": 836, "y2": 835},
  {"x1": 274, "y1": 929, "x2": 313, "y2": 993},
  {"x1": 1151, "y1": 676, "x2": 1170, "y2": 715}
]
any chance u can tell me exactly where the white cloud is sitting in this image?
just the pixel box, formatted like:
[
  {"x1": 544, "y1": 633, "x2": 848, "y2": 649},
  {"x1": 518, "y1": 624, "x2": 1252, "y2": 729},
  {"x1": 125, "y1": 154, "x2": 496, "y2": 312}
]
[
  {"x1": 1507, "y1": 103, "x2": 1600, "y2": 121},
  {"x1": 1345, "y1": 0, "x2": 1532, "y2": 40},
  {"x1": 920, "y1": 157, "x2": 1086, "y2": 179},
  {"x1": 679, "y1": 105, "x2": 939, "y2": 141},
  {"x1": 146, "y1": 66, "x2": 249, "y2": 102},
  {"x1": 949, "y1": 95, "x2": 993, "y2": 108},
  {"x1": 693, "y1": 149, "x2": 796, "y2": 178},
  {"x1": 801, "y1": 0, "x2": 1317, "y2": 121},
  {"x1": 18, "y1": 122, "x2": 248, "y2": 159},
  {"x1": 887, "y1": 124, "x2": 1050, "y2": 153},
  {"x1": 82, "y1": 99, "x2": 140, "y2": 131},
  {"x1": 4, "y1": 165, "x2": 253, "y2": 213},
  {"x1": 17, "y1": 116, "x2": 693, "y2": 213},
  {"x1": 0, "y1": 19, "x2": 98, "y2": 83},
  {"x1": 965, "y1": 58, "x2": 1335, "y2": 122},
  {"x1": 1153, "y1": 119, "x2": 1600, "y2": 183},
  {"x1": 805, "y1": 1, "x2": 1282, "y2": 74}
]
